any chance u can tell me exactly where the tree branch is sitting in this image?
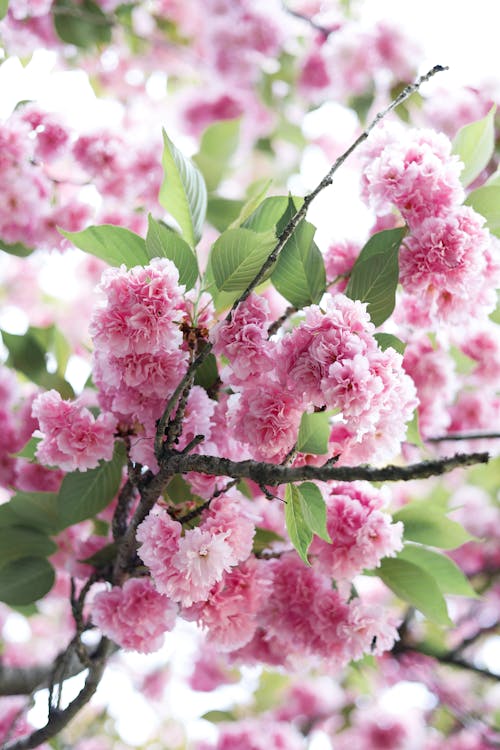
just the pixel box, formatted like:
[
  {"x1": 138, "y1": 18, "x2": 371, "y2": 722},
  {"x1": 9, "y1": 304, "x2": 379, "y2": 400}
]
[
  {"x1": 2, "y1": 639, "x2": 111, "y2": 750},
  {"x1": 164, "y1": 450, "x2": 488, "y2": 485}
]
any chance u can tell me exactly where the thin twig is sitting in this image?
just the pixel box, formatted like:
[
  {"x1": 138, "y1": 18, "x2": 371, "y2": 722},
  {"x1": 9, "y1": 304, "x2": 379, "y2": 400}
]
[
  {"x1": 177, "y1": 478, "x2": 239, "y2": 524},
  {"x1": 427, "y1": 432, "x2": 500, "y2": 443}
]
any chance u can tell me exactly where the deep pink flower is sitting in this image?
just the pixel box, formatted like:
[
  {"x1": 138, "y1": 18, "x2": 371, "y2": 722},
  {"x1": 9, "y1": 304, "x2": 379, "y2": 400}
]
[
  {"x1": 310, "y1": 482, "x2": 403, "y2": 581},
  {"x1": 91, "y1": 577, "x2": 177, "y2": 653},
  {"x1": 32, "y1": 390, "x2": 116, "y2": 472}
]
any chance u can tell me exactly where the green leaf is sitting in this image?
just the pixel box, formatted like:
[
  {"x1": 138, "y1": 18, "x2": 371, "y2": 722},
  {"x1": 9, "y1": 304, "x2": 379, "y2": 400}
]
[
  {"x1": 1, "y1": 329, "x2": 74, "y2": 398},
  {"x1": 207, "y1": 197, "x2": 244, "y2": 232},
  {"x1": 229, "y1": 179, "x2": 273, "y2": 228},
  {"x1": 202, "y1": 711, "x2": 236, "y2": 723},
  {"x1": 398, "y1": 545, "x2": 478, "y2": 598},
  {"x1": 452, "y1": 106, "x2": 496, "y2": 186},
  {"x1": 392, "y1": 500, "x2": 475, "y2": 549},
  {"x1": 485, "y1": 169, "x2": 500, "y2": 187},
  {"x1": 345, "y1": 227, "x2": 406, "y2": 326},
  {"x1": 377, "y1": 557, "x2": 451, "y2": 625},
  {"x1": 405, "y1": 408, "x2": 424, "y2": 448},
  {"x1": 297, "y1": 482, "x2": 330, "y2": 542},
  {"x1": 271, "y1": 201, "x2": 326, "y2": 307},
  {"x1": 13, "y1": 437, "x2": 41, "y2": 460},
  {"x1": 210, "y1": 227, "x2": 276, "y2": 293},
  {"x1": 252, "y1": 527, "x2": 285, "y2": 555},
  {"x1": 145, "y1": 215, "x2": 199, "y2": 289},
  {"x1": 194, "y1": 119, "x2": 240, "y2": 192},
  {"x1": 80, "y1": 542, "x2": 118, "y2": 568},
  {"x1": 193, "y1": 352, "x2": 219, "y2": 391},
  {"x1": 0, "y1": 0, "x2": 8, "y2": 19},
  {"x1": 0, "y1": 238, "x2": 34, "y2": 256},
  {"x1": 159, "y1": 130, "x2": 207, "y2": 248},
  {"x1": 0, "y1": 492, "x2": 61, "y2": 535},
  {"x1": 464, "y1": 186, "x2": 500, "y2": 237},
  {"x1": 284, "y1": 484, "x2": 312, "y2": 565},
  {"x1": 242, "y1": 196, "x2": 290, "y2": 233},
  {"x1": 165, "y1": 474, "x2": 196, "y2": 505},
  {"x1": 60, "y1": 224, "x2": 148, "y2": 268},
  {"x1": 53, "y1": 0, "x2": 112, "y2": 48},
  {"x1": 0, "y1": 527, "x2": 56, "y2": 568},
  {"x1": 374, "y1": 333, "x2": 406, "y2": 355},
  {"x1": 0, "y1": 557, "x2": 55, "y2": 606},
  {"x1": 57, "y1": 442, "x2": 125, "y2": 527},
  {"x1": 296, "y1": 411, "x2": 330, "y2": 455}
]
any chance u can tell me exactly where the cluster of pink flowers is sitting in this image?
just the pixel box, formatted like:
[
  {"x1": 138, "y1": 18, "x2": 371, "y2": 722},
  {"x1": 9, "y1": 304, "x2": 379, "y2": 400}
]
[
  {"x1": 183, "y1": 558, "x2": 271, "y2": 652},
  {"x1": 402, "y1": 335, "x2": 458, "y2": 439},
  {"x1": 299, "y1": 19, "x2": 420, "y2": 100},
  {"x1": 310, "y1": 482, "x2": 403, "y2": 583},
  {"x1": 232, "y1": 553, "x2": 399, "y2": 669},
  {"x1": 0, "y1": 104, "x2": 167, "y2": 252},
  {"x1": 361, "y1": 125, "x2": 500, "y2": 326},
  {"x1": 90, "y1": 259, "x2": 191, "y2": 466},
  {"x1": 212, "y1": 292, "x2": 417, "y2": 466},
  {"x1": 0, "y1": 108, "x2": 89, "y2": 250},
  {"x1": 199, "y1": 719, "x2": 305, "y2": 750},
  {"x1": 32, "y1": 390, "x2": 116, "y2": 472},
  {"x1": 136, "y1": 495, "x2": 255, "y2": 607},
  {"x1": 91, "y1": 577, "x2": 177, "y2": 653}
]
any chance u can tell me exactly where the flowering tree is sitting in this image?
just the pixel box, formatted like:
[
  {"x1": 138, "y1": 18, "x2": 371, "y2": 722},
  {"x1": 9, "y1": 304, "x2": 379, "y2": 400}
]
[{"x1": 1, "y1": 2, "x2": 500, "y2": 749}]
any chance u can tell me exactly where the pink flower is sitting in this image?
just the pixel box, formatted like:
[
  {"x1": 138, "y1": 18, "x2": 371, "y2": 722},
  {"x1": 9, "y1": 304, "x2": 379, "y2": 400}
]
[
  {"x1": 137, "y1": 508, "x2": 237, "y2": 607},
  {"x1": 256, "y1": 554, "x2": 397, "y2": 667},
  {"x1": 201, "y1": 494, "x2": 256, "y2": 563},
  {"x1": 184, "y1": 559, "x2": 271, "y2": 651},
  {"x1": 277, "y1": 295, "x2": 374, "y2": 406},
  {"x1": 189, "y1": 647, "x2": 238, "y2": 692},
  {"x1": 136, "y1": 508, "x2": 182, "y2": 588},
  {"x1": 228, "y1": 384, "x2": 303, "y2": 463},
  {"x1": 91, "y1": 577, "x2": 177, "y2": 653},
  {"x1": 403, "y1": 335, "x2": 457, "y2": 438},
  {"x1": 32, "y1": 390, "x2": 116, "y2": 472},
  {"x1": 165, "y1": 528, "x2": 235, "y2": 606},
  {"x1": 323, "y1": 239, "x2": 360, "y2": 292},
  {"x1": 213, "y1": 720, "x2": 305, "y2": 750},
  {"x1": 90, "y1": 259, "x2": 185, "y2": 357},
  {"x1": 211, "y1": 293, "x2": 276, "y2": 385},
  {"x1": 362, "y1": 128, "x2": 464, "y2": 227},
  {"x1": 310, "y1": 482, "x2": 403, "y2": 581}
]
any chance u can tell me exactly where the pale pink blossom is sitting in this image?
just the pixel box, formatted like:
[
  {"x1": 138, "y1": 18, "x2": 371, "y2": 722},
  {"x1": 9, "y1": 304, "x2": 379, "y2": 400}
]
[
  {"x1": 201, "y1": 494, "x2": 256, "y2": 563},
  {"x1": 90, "y1": 259, "x2": 185, "y2": 357},
  {"x1": 165, "y1": 528, "x2": 235, "y2": 607},
  {"x1": 184, "y1": 559, "x2": 271, "y2": 651},
  {"x1": 211, "y1": 293, "x2": 276, "y2": 384},
  {"x1": 137, "y1": 508, "x2": 236, "y2": 607},
  {"x1": 210, "y1": 719, "x2": 305, "y2": 750},
  {"x1": 189, "y1": 647, "x2": 238, "y2": 692},
  {"x1": 91, "y1": 577, "x2": 177, "y2": 653},
  {"x1": 323, "y1": 239, "x2": 360, "y2": 292},
  {"x1": 362, "y1": 127, "x2": 464, "y2": 227},
  {"x1": 310, "y1": 482, "x2": 403, "y2": 581},
  {"x1": 227, "y1": 384, "x2": 303, "y2": 463},
  {"x1": 32, "y1": 390, "x2": 116, "y2": 472},
  {"x1": 403, "y1": 335, "x2": 457, "y2": 438}
]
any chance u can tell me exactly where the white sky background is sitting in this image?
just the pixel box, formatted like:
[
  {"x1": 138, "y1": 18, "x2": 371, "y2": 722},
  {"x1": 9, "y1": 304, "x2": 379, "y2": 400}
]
[{"x1": 3, "y1": 0, "x2": 500, "y2": 744}]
